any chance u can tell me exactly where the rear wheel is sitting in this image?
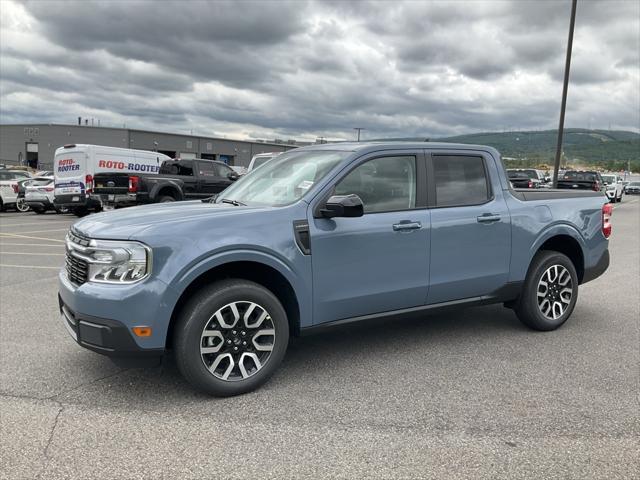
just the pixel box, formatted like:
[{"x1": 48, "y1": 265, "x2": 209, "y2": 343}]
[
  {"x1": 158, "y1": 196, "x2": 176, "y2": 203},
  {"x1": 16, "y1": 198, "x2": 30, "y2": 212},
  {"x1": 174, "y1": 280, "x2": 289, "y2": 397},
  {"x1": 73, "y1": 207, "x2": 88, "y2": 217},
  {"x1": 515, "y1": 251, "x2": 578, "y2": 331}
]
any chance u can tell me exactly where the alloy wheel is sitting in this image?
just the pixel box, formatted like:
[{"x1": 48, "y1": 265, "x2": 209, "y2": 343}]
[
  {"x1": 200, "y1": 301, "x2": 276, "y2": 381},
  {"x1": 536, "y1": 264, "x2": 573, "y2": 320}
]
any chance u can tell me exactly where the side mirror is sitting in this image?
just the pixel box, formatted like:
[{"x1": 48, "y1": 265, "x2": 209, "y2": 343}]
[
  {"x1": 320, "y1": 194, "x2": 364, "y2": 218},
  {"x1": 227, "y1": 172, "x2": 239, "y2": 181}
]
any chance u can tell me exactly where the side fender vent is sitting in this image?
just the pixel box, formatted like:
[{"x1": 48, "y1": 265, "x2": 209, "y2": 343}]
[{"x1": 293, "y1": 220, "x2": 311, "y2": 255}]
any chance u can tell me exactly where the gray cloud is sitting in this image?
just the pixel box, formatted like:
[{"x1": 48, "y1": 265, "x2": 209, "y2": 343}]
[{"x1": 1, "y1": 0, "x2": 638, "y2": 140}]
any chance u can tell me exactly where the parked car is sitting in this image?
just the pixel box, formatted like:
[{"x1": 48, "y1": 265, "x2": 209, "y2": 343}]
[
  {"x1": 92, "y1": 158, "x2": 239, "y2": 209},
  {"x1": 59, "y1": 142, "x2": 612, "y2": 397},
  {"x1": 25, "y1": 178, "x2": 67, "y2": 214},
  {"x1": 507, "y1": 170, "x2": 538, "y2": 188},
  {"x1": 600, "y1": 174, "x2": 624, "y2": 203},
  {"x1": 248, "y1": 152, "x2": 281, "y2": 171},
  {"x1": 556, "y1": 171, "x2": 606, "y2": 193},
  {"x1": 624, "y1": 181, "x2": 640, "y2": 194},
  {"x1": 53, "y1": 144, "x2": 171, "y2": 216},
  {"x1": 0, "y1": 170, "x2": 21, "y2": 211},
  {"x1": 15, "y1": 176, "x2": 54, "y2": 212}
]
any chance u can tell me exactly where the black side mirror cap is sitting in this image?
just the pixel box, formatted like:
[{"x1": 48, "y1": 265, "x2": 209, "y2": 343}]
[
  {"x1": 227, "y1": 172, "x2": 239, "y2": 181},
  {"x1": 319, "y1": 194, "x2": 364, "y2": 218}
]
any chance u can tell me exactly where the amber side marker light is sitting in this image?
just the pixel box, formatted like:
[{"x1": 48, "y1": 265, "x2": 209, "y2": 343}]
[{"x1": 132, "y1": 326, "x2": 152, "y2": 337}]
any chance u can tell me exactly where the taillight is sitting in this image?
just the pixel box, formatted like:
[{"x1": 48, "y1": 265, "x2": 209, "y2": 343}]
[
  {"x1": 12, "y1": 184, "x2": 18, "y2": 193},
  {"x1": 85, "y1": 174, "x2": 93, "y2": 193},
  {"x1": 593, "y1": 181, "x2": 600, "y2": 192},
  {"x1": 528, "y1": 180, "x2": 533, "y2": 188},
  {"x1": 128, "y1": 175, "x2": 139, "y2": 193},
  {"x1": 44, "y1": 187, "x2": 54, "y2": 192},
  {"x1": 602, "y1": 203, "x2": 613, "y2": 238}
]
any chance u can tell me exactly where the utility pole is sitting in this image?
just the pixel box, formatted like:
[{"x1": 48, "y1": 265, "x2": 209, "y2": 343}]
[
  {"x1": 353, "y1": 127, "x2": 364, "y2": 142},
  {"x1": 552, "y1": 0, "x2": 577, "y2": 188}
]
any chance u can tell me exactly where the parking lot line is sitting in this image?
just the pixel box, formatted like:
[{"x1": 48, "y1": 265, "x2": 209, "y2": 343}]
[
  {"x1": 0, "y1": 233, "x2": 65, "y2": 243},
  {"x1": 0, "y1": 228, "x2": 69, "y2": 235},
  {"x1": 0, "y1": 264, "x2": 60, "y2": 269},
  {"x1": 0, "y1": 221, "x2": 73, "y2": 228},
  {"x1": 0, "y1": 252, "x2": 65, "y2": 256},
  {"x1": 0, "y1": 243, "x2": 64, "y2": 247}
]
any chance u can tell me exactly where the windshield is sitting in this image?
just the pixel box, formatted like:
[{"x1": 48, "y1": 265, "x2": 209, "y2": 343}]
[
  {"x1": 629, "y1": 182, "x2": 640, "y2": 186},
  {"x1": 601, "y1": 175, "x2": 616, "y2": 183},
  {"x1": 218, "y1": 150, "x2": 349, "y2": 206}
]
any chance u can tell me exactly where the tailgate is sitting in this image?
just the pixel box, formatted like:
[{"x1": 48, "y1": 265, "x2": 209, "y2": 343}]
[{"x1": 93, "y1": 173, "x2": 130, "y2": 194}]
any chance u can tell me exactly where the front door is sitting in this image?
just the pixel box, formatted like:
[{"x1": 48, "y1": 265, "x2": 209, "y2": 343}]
[
  {"x1": 309, "y1": 153, "x2": 430, "y2": 324},
  {"x1": 427, "y1": 153, "x2": 511, "y2": 304}
]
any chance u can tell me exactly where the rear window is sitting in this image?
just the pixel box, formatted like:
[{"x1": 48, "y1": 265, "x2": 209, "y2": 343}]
[
  {"x1": 433, "y1": 155, "x2": 490, "y2": 207},
  {"x1": 160, "y1": 161, "x2": 193, "y2": 176},
  {"x1": 508, "y1": 171, "x2": 529, "y2": 179},
  {"x1": 563, "y1": 172, "x2": 597, "y2": 182}
]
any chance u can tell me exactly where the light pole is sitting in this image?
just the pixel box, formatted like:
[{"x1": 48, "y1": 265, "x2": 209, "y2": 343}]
[
  {"x1": 353, "y1": 127, "x2": 364, "y2": 142},
  {"x1": 552, "y1": 0, "x2": 577, "y2": 188}
]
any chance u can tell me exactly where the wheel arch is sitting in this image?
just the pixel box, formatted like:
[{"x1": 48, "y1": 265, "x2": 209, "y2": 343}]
[
  {"x1": 166, "y1": 260, "x2": 302, "y2": 350},
  {"x1": 530, "y1": 228, "x2": 585, "y2": 283}
]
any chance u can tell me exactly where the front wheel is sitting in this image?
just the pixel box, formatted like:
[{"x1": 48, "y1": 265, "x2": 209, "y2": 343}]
[
  {"x1": 174, "y1": 280, "x2": 289, "y2": 396},
  {"x1": 515, "y1": 251, "x2": 578, "y2": 331}
]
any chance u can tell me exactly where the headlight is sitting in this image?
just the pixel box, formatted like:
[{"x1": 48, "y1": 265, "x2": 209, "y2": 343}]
[{"x1": 66, "y1": 235, "x2": 152, "y2": 284}]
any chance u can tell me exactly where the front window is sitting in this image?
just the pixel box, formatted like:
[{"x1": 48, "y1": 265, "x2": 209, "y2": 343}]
[{"x1": 218, "y1": 150, "x2": 348, "y2": 207}]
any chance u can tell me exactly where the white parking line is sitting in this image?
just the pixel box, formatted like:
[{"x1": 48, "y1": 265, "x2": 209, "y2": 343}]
[
  {"x1": 0, "y1": 228, "x2": 69, "y2": 235},
  {"x1": 0, "y1": 252, "x2": 65, "y2": 256},
  {"x1": 0, "y1": 221, "x2": 73, "y2": 228},
  {"x1": 0, "y1": 264, "x2": 60, "y2": 270},
  {"x1": 0, "y1": 233, "x2": 65, "y2": 243},
  {"x1": 0, "y1": 243, "x2": 64, "y2": 247}
]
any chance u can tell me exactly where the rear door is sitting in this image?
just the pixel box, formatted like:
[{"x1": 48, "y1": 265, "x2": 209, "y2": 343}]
[
  {"x1": 159, "y1": 161, "x2": 199, "y2": 198},
  {"x1": 54, "y1": 148, "x2": 87, "y2": 197},
  {"x1": 426, "y1": 152, "x2": 511, "y2": 304}
]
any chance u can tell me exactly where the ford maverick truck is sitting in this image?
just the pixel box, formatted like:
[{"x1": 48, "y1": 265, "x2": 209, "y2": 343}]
[{"x1": 59, "y1": 143, "x2": 611, "y2": 396}]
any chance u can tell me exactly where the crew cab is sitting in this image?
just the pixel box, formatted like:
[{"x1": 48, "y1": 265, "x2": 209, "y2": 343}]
[
  {"x1": 59, "y1": 143, "x2": 612, "y2": 397},
  {"x1": 93, "y1": 158, "x2": 239, "y2": 208}
]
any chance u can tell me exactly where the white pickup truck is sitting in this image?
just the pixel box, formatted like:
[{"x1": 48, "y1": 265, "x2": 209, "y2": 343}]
[{"x1": 601, "y1": 174, "x2": 624, "y2": 203}]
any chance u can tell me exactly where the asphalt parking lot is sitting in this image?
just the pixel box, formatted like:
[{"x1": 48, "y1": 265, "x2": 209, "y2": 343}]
[{"x1": 1, "y1": 198, "x2": 638, "y2": 480}]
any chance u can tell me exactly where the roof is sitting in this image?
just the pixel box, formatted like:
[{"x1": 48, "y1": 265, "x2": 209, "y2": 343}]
[{"x1": 293, "y1": 141, "x2": 500, "y2": 156}]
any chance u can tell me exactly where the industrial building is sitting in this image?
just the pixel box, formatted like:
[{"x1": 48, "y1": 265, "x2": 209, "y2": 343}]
[{"x1": 0, "y1": 123, "x2": 299, "y2": 170}]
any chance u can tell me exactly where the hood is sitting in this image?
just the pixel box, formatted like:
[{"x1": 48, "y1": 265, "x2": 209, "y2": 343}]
[{"x1": 72, "y1": 201, "x2": 272, "y2": 239}]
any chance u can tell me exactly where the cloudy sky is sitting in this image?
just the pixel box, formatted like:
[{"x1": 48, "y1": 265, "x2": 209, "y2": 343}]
[{"x1": 1, "y1": 0, "x2": 638, "y2": 141}]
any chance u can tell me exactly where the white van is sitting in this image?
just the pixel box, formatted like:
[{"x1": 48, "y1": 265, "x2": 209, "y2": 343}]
[{"x1": 54, "y1": 144, "x2": 170, "y2": 216}]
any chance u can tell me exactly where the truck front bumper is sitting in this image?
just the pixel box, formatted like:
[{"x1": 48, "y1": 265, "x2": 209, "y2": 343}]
[{"x1": 58, "y1": 269, "x2": 179, "y2": 362}]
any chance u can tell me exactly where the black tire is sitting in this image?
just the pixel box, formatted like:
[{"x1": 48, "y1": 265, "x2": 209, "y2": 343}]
[
  {"x1": 16, "y1": 198, "x2": 30, "y2": 213},
  {"x1": 0, "y1": 199, "x2": 4, "y2": 212},
  {"x1": 73, "y1": 207, "x2": 88, "y2": 217},
  {"x1": 174, "y1": 279, "x2": 289, "y2": 396},
  {"x1": 515, "y1": 251, "x2": 579, "y2": 331},
  {"x1": 158, "y1": 196, "x2": 176, "y2": 203}
]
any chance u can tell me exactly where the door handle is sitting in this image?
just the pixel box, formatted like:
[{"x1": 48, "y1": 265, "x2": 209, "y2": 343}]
[
  {"x1": 477, "y1": 213, "x2": 501, "y2": 223},
  {"x1": 392, "y1": 221, "x2": 422, "y2": 232}
]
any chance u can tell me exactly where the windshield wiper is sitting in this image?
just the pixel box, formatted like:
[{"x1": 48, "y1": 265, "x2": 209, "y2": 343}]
[
  {"x1": 219, "y1": 198, "x2": 246, "y2": 206},
  {"x1": 202, "y1": 194, "x2": 219, "y2": 203}
]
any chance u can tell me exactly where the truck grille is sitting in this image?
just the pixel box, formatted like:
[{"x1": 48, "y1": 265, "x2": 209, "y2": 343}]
[{"x1": 66, "y1": 253, "x2": 88, "y2": 285}]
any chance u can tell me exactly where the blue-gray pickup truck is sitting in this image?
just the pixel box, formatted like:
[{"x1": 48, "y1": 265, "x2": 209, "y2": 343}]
[{"x1": 59, "y1": 142, "x2": 612, "y2": 396}]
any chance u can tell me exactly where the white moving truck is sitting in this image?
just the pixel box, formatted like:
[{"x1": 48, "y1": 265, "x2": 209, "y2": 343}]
[{"x1": 54, "y1": 144, "x2": 171, "y2": 216}]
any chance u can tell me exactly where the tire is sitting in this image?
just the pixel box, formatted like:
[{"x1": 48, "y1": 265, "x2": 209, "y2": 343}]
[
  {"x1": 158, "y1": 196, "x2": 176, "y2": 203},
  {"x1": 0, "y1": 199, "x2": 4, "y2": 212},
  {"x1": 174, "y1": 279, "x2": 289, "y2": 397},
  {"x1": 515, "y1": 251, "x2": 578, "y2": 331},
  {"x1": 73, "y1": 207, "x2": 88, "y2": 217},
  {"x1": 16, "y1": 198, "x2": 30, "y2": 212}
]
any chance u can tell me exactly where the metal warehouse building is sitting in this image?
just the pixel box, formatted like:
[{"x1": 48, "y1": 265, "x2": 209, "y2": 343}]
[{"x1": 0, "y1": 124, "x2": 298, "y2": 170}]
